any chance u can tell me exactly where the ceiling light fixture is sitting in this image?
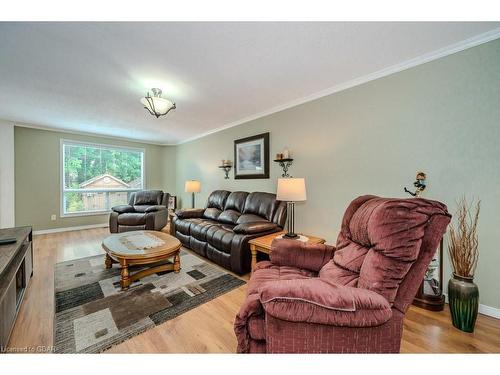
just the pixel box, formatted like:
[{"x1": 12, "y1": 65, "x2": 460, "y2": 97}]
[{"x1": 140, "y1": 88, "x2": 176, "y2": 118}]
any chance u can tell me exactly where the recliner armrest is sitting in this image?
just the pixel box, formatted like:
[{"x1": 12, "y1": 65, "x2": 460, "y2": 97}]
[
  {"x1": 145, "y1": 205, "x2": 167, "y2": 213},
  {"x1": 112, "y1": 204, "x2": 135, "y2": 214},
  {"x1": 270, "y1": 238, "x2": 335, "y2": 272},
  {"x1": 175, "y1": 208, "x2": 205, "y2": 219},
  {"x1": 259, "y1": 278, "x2": 392, "y2": 327},
  {"x1": 233, "y1": 222, "x2": 278, "y2": 234}
]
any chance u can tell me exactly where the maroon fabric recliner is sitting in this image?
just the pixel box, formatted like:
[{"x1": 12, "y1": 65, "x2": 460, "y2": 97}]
[{"x1": 234, "y1": 195, "x2": 451, "y2": 353}]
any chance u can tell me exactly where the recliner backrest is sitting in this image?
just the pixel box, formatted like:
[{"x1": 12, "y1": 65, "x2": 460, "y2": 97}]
[
  {"x1": 319, "y1": 195, "x2": 450, "y2": 310},
  {"x1": 129, "y1": 190, "x2": 164, "y2": 206}
]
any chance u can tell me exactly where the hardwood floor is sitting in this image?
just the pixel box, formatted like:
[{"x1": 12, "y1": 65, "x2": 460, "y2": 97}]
[{"x1": 7, "y1": 227, "x2": 500, "y2": 353}]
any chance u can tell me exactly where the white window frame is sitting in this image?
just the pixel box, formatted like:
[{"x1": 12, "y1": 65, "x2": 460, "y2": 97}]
[{"x1": 60, "y1": 139, "x2": 146, "y2": 217}]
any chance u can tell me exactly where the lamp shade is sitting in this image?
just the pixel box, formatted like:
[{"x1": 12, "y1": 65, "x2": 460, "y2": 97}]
[
  {"x1": 276, "y1": 178, "x2": 307, "y2": 202},
  {"x1": 140, "y1": 88, "x2": 176, "y2": 118},
  {"x1": 185, "y1": 180, "x2": 201, "y2": 193},
  {"x1": 140, "y1": 96, "x2": 175, "y2": 115}
]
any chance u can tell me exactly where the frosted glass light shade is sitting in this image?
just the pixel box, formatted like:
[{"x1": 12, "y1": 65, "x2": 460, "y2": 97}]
[
  {"x1": 141, "y1": 88, "x2": 176, "y2": 118},
  {"x1": 140, "y1": 96, "x2": 175, "y2": 115},
  {"x1": 185, "y1": 180, "x2": 201, "y2": 193},
  {"x1": 277, "y1": 178, "x2": 307, "y2": 202}
]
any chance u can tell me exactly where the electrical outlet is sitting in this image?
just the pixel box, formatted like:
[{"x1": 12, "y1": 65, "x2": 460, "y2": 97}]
[{"x1": 51, "y1": 214, "x2": 57, "y2": 221}]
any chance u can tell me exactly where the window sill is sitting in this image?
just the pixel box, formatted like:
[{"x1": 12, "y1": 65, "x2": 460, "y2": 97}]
[{"x1": 61, "y1": 210, "x2": 110, "y2": 218}]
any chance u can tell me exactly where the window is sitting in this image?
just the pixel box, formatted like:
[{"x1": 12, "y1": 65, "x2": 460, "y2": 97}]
[{"x1": 61, "y1": 140, "x2": 145, "y2": 216}]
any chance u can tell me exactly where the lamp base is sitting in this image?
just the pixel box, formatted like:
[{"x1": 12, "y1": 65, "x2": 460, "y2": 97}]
[{"x1": 283, "y1": 232, "x2": 299, "y2": 239}]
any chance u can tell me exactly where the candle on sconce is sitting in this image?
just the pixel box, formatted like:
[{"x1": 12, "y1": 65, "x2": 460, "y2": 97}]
[{"x1": 282, "y1": 148, "x2": 290, "y2": 159}]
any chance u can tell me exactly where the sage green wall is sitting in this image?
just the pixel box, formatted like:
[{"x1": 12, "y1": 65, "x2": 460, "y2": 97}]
[
  {"x1": 14, "y1": 127, "x2": 176, "y2": 231},
  {"x1": 175, "y1": 39, "x2": 500, "y2": 309}
]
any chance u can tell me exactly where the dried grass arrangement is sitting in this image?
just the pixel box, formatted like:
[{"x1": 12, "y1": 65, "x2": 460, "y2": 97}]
[{"x1": 448, "y1": 197, "x2": 480, "y2": 278}]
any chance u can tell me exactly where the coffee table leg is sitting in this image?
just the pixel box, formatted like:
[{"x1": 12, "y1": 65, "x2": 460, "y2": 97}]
[
  {"x1": 173, "y1": 253, "x2": 181, "y2": 273},
  {"x1": 105, "y1": 254, "x2": 113, "y2": 269},
  {"x1": 120, "y1": 263, "x2": 130, "y2": 290}
]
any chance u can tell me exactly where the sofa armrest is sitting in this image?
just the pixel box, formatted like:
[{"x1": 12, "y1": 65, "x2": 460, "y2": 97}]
[
  {"x1": 112, "y1": 204, "x2": 135, "y2": 214},
  {"x1": 233, "y1": 222, "x2": 278, "y2": 234},
  {"x1": 259, "y1": 278, "x2": 392, "y2": 327},
  {"x1": 175, "y1": 208, "x2": 205, "y2": 219},
  {"x1": 270, "y1": 238, "x2": 335, "y2": 272},
  {"x1": 144, "y1": 205, "x2": 167, "y2": 213}
]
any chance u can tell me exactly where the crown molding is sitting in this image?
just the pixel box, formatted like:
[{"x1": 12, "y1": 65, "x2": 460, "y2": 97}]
[
  {"x1": 177, "y1": 27, "x2": 500, "y2": 145},
  {"x1": 9, "y1": 120, "x2": 174, "y2": 146}
]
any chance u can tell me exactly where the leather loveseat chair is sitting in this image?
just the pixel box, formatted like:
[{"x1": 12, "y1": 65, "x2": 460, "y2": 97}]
[
  {"x1": 109, "y1": 190, "x2": 170, "y2": 233},
  {"x1": 234, "y1": 195, "x2": 451, "y2": 353},
  {"x1": 171, "y1": 190, "x2": 287, "y2": 274}
]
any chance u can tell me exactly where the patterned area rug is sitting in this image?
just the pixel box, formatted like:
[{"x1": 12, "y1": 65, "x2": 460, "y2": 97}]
[{"x1": 53, "y1": 250, "x2": 245, "y2": 353}]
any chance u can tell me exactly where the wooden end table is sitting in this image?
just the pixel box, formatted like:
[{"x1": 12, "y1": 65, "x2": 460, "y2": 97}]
[
  {"x1": 249, "y1": 231, "x2": 326, "y2": 272},
  {"x1": 102, "y1": 230, "x2": 181, "y2": 290}
]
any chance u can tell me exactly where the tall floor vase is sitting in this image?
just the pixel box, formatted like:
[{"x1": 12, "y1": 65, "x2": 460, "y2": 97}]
[{"x1": 448, "y1": 273, "x2": 479, "y2": 333}]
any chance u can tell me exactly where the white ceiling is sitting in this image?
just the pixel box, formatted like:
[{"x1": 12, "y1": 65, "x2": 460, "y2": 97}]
[{"x1": 0, "y1": 22, "x2": 499, "y2": 144}]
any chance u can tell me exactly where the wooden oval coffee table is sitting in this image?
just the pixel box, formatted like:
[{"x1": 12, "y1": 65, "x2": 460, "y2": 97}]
[{"x1": 102, "y1": 230, "x2": 181, "y2": 290}]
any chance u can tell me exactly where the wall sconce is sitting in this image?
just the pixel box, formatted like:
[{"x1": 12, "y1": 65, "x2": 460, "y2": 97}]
[
  {"x1": 219, "y1": 160, "x2": 232, "y2": 179},
  {"x1": 274, "y1": 148, "x2": 293, "y2": 178}
]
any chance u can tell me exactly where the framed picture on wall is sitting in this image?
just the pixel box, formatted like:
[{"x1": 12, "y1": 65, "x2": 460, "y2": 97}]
[{"x1": 234, "y1": 132, "x2": 270, "y2": 179}]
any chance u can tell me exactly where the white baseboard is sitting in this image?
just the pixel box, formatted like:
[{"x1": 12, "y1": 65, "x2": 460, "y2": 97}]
[
  {"x1": 443, "y1": 293, "x2": 500, "y2": 320},
  {"x1": 33, "y1": 223, "x2": 108, "y2": 235},
  {"x1": 479, "y1": 304, "x2": 500, "y2": 320}
]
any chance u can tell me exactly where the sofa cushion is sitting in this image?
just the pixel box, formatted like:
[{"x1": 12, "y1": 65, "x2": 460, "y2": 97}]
[
  {"x1": 206, "y1": 190, "x2": 230, "y2": 210},
  {"x1": 259, "y1": 278, "x2": 392, "y2": 327},
  {"x1": 218, "y1": 209, "x2": 241, "y2": 224},
  {"x1": 174, "y1": 217, "x2": 204, "y2": 236},
  {"x1": 243, "y1": 192, "x2": 278, "y2": 222},
  {"x1": 233, "y1": 222, "x2": 278, "y2": 234},
  {"x1": 205, "y1": 225, "x2": 236, "y2": 254},
  {"x1": 203, "y1": 207, "x2": 222, "y2": 221},
  {"x1": 246, "y1": 262, "x2": 316, "y2": 295},
  {"x1": 224, "y1": 191, "x2": 248, "y2": 212},
  {"x1": 191, "y1": 219, "x2": 222, "y2": 242},
  {"x1": 236, "y1": 214, "x2": 268, "y2": 224},
  {"x1": 117, "y1": 213, "x2": 146, "y2": 226}
]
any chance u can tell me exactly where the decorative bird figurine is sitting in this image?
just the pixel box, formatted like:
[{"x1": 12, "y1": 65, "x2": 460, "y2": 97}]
[{"x1": 404, "y1": 171, "x2": 427, "y2": 197}]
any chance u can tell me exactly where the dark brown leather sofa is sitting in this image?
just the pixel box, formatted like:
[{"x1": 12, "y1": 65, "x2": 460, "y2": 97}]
[
  {"x1": 172, "y1": 190, "x2": 287, "y2": 274},
  {"x1": 109, "y1": 190, "x2": 170, "y2": 233}
]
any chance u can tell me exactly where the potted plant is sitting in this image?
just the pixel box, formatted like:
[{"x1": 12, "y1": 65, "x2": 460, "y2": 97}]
[{"x1": 447, "y1": 197, "x2": 480, "y2": 333}]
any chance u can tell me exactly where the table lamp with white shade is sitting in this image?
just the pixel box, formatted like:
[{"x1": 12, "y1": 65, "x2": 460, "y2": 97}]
[
  {"x1": 185, "y1": 180, "x2": 201, "y2": 208},
  {"x1": 276, "y1": 178, "x2": 307, "y2": 239}
]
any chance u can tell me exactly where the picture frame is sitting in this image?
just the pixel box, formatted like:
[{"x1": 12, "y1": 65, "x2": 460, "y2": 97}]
[
  {"x1": 234, "y1": 132, "x2": 270, "y2": 179},
  {"x1": 167, "y1": 195, "x2": 177, "y2": 210}
]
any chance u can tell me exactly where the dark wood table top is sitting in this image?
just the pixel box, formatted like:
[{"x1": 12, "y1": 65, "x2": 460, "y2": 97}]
[{"x1": 0, "y1": 226, "x2": 32, "y2": 278}]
